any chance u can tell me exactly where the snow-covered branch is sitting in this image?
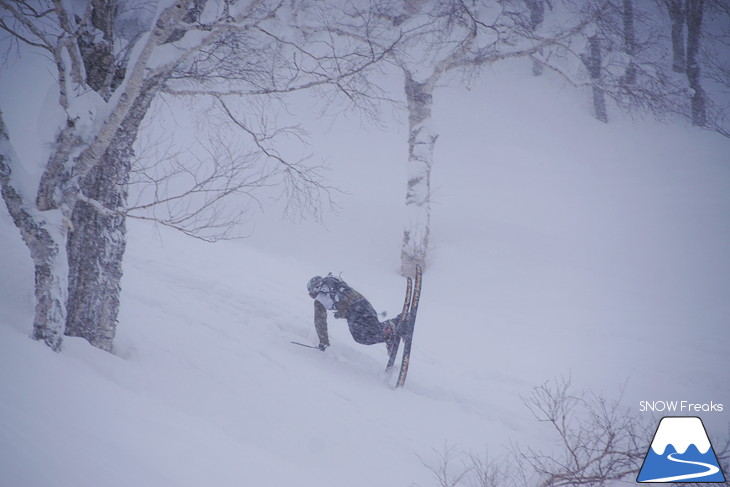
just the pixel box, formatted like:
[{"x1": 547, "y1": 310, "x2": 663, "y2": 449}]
[{"x1": 70, "y1": 1, "x2": 192, "y2": 186}]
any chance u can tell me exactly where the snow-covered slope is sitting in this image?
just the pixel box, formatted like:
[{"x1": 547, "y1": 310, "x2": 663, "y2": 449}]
[{"x1": 1, "y1": 62, "x2": 729, "y2": 487}]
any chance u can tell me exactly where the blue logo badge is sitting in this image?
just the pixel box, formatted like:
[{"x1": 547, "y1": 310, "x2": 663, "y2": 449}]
[{"x1": 637, "y1": 416, "x2": 725, "y2": 483}]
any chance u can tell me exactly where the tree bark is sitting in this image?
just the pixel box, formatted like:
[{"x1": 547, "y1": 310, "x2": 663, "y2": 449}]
[
  {"x1": 65, "y1": 162, "x2": 128, "y2": 352},
  {"x1": 1, "y1": 110, "x2": 67, "y2": 351},
  {"x1": 667, "y1": 0, "x2": 687, "y2": 73},
  {"x1": 401, "y1": 70, "x2": 437, "y2": 277},
  {"x1": 65, "y1": 77, "x2": 161, "y2": 351},
  {"x1": 582, "y1": 36, "x2": 608, "y2": 123},
  {"x1": 622, "y1": 0, "x2": 637, "y2": 85},
  {"x1": 685, "y1": 0, "x2": 706, "y2": 127},
  {"x1": 525, "y1": 0, "x2": 546, "y2": 76},
  {"x1": 77, "y1": 0, "x2": 121, "y2": 98}
]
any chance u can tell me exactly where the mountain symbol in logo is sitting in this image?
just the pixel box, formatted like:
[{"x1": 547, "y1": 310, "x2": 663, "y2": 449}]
[{"x1": 637, "y1": 416, "x2": 725, "y2": 483}]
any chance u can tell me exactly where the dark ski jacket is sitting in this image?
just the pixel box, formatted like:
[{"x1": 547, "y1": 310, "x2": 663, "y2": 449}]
[{"x1": 310, "y1": 276, "x2": 386, "y2": 347}]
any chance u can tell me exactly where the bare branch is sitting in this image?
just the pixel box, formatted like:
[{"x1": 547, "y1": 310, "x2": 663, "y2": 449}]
[
  {"x1": 518, "y1": 377, "x2": 650, "y2": 487},
  {"x1": 0, "y1": 0, "x2": 54, "y2": 50}
]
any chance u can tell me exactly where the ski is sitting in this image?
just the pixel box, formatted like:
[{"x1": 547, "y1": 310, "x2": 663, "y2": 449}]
[
  {"x1": 385, "y1": 276, "x2": 413, "y2": 372},
  {"x1": 396, "y1": 265, "x2": 422, "y2": 388}
]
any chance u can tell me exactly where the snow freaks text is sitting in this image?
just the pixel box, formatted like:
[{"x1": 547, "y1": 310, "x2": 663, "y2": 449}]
[{"x1": 639, "y1": 401, "x2": 724, "y2": 413}]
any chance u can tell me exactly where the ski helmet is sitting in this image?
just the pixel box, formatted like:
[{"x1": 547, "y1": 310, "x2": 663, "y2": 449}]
[{"x1": 307, "y1": 276, "x2": 323, "y2": 297}]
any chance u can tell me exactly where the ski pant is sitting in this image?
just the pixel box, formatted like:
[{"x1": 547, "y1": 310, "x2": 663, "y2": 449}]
[{"x1": 345, "y1": 298, "x2": 389, "y2": 345}]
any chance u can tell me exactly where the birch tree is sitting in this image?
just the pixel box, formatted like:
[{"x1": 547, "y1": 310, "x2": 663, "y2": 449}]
[
  {"x1": 368, "y1": 0, "x2": 596, "y2": 276},
  {"x1": 581, "y1": 34, "x2": 609, "y2": 123},
  {"x1": 621, "y1": 0, "x2": 637, "y2": 86},
  {"x1": 0, "y1": 0, "x2": 394, "y2": 352},
  {"x1": 666, "y1": 0, "x2": 687, "y2": 73},
  {"x1": 685, "y1": 0, "x2": 706, "y2": 127},
  {"x1": 1, "y1": 0, "x2": 195, "y2": 351},
  {"x1": 525, "y1": 0, "x2": 548, "y2": 76},
  {"x1": 582, "y1": 0, "x2": 729, "y2": 132}
]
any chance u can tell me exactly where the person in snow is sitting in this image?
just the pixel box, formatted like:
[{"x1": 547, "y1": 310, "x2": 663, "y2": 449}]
[{"x1": 307, "y1": 274, "x2": 401, "y2": 353}]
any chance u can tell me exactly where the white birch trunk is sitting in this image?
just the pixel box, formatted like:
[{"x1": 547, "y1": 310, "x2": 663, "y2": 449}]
[
  {"x1": 0, "y1": 1, "x2": 192, "y2": 352},
  {"x1": 1, "y1": 110, "x2": 68, "y2": 351},
  {"x1": 401, "y1": 71, "x2": 437, "y2": 277},
  {"x1": 62, "y1": 1, "x2": 261, "y2": 351}
]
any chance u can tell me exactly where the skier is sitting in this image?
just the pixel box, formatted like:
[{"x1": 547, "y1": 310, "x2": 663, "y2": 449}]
[{"x1": 307, "y1": 274, "x2": 401, "y2": 353}]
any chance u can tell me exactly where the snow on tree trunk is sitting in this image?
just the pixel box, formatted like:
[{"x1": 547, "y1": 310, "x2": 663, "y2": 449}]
[
  {"x1": 30, "y1": 232, "x2": 67, "y2": 352},
  {"x1": 401, "y1": 71, "x2": 437, "y2": 277},
  {"x1": 65, "y1": 162, "x2": 128, "y2": 352},
  {"x1": 0, "y1": 111, "x2": 67, "y2": 351},
  {"x1": 65, "y1": 78, "x2": 160, "y2": 351}
]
